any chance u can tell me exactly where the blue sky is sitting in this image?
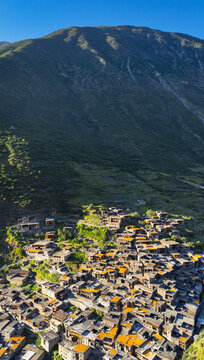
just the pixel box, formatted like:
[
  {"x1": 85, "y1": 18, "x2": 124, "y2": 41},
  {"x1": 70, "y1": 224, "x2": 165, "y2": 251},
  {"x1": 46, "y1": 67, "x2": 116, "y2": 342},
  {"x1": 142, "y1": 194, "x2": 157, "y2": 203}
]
[{"x1": 0, "y1": 0, "x2": 204, "y2": 42}]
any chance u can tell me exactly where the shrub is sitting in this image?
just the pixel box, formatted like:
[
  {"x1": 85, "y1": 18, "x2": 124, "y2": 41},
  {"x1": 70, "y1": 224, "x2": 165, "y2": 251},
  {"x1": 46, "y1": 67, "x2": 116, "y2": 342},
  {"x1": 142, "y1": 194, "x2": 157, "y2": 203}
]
[{"x1": 76, "y1": 224, "x2": 109, "y2": 247}]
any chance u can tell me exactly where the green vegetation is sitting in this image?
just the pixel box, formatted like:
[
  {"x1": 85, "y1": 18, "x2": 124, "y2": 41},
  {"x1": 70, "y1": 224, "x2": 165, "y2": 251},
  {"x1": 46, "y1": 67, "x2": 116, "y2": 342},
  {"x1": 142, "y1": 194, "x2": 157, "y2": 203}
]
[
  {"x1": 33, "y1": 261, "x2": 60, "y2": 282},
  {"x1": 65, "y1": 251, "x2": 87, "y2": 272},
  {"x1": 166, "y1": 216, "x2": 204, "y2": 249},
  {"x1": 0, "y1": 227, "x2": 9, "y2": 265},
  {"x1": 0, "y1": 204, "x2": 202, "y2": 268},
  {"x1": 69, "y1": 251, "x2": 87, "y2": 263},
  {"x1": 70, "y1": 305, "x2": 80, "y2": 311},
  {"x1": 25, "y1": 330, "x2": 43, "y2": 350},
  {"x1": 57, "y1": 228, "x2": 73, "y2": 243},
  {"x1": 77, "y1": 223, "x2": 109, "y2": 248},
  {"x1": 34, "y1": 332, "x2": 44, "y2": 350},
  {"x1": 4, "y1": 227, "x2": 25, "y2": 262},
  {"x1": 24, "y1": 282, "x2": 41, "y2": 296},
  {"x1": 81, "y1": 204, "x2": 103, "y2": 225},
  {"x1": 25, "y1": 329, "x2": 37, "y2": 345},
  {"x1": 181, "y1": 217, "x2": 204, "y2": 249},
  {"x1": 25, "y1": 329, "x2": 59, "y2": 360},
  {"x1": 0, "y1": 27, "x2": 203, "y2": 270},
  {"x1": 0, "y1": 133, "x2": 36, "y2": 207},
  {"x1": 128, "y1": 211, "x2": 140, "y2": 218},
  {"x1": 89, "y1": 307, "x2": 104, "y2": 320},
  {"x1": 53, "y1": 350, "x2": 63, "y2": 360},
  {"x1": 146, "y1": 209, "x2": 157, "y2": 217},
  {"x1": 84, "y1": 215, "x2": 102, "y2": 225},
  {"x1": 57, "y1": 228, "x2": 90, "y2": 249},
  {"x1": 182, "y1": 331, "x2": 204, "y2": 360}
]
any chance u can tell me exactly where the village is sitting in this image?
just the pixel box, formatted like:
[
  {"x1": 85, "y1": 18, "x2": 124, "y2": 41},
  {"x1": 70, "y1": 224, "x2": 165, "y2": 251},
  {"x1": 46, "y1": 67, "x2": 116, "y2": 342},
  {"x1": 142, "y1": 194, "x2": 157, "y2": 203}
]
[{"x1": 0, "y1": 206, "x2": 204, "y2": 360}]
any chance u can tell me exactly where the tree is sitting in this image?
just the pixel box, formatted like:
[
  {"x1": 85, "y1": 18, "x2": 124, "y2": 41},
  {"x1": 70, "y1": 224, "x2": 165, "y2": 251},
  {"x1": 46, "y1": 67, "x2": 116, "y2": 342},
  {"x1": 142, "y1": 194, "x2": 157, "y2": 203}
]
[
  {"x1": 16, "y1": 247, "x2": 23, "y2": 258},
  {"x1": 146, "y1": 209, "x2": 157, "y2": 217},
  {"x1": 57, "y1": 228, "x2": 73, "y2": 243}
]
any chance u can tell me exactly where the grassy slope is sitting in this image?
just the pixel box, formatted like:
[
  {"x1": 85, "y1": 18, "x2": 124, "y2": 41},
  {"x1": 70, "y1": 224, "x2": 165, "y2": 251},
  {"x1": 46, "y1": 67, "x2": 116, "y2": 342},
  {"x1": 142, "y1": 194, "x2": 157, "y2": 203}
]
[
  {"x1": 182, "y1": 331, "x2": 204, "y2": 360},
  {"x1": 0, "y1": 26, "x2": 203, "y2": 216}
]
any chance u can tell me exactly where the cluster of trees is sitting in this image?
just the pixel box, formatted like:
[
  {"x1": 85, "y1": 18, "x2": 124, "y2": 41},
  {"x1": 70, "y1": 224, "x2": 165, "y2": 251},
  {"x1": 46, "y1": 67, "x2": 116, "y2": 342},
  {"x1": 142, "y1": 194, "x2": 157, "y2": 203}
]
[
  {"x1": 0, "y1": 132, "x2": 36, "y2": 206},
  {"x1": 82, "y1": 203, "x2": 105, "y2": 214},
  {"x1": 33, "y1": 261, "x2": 60, "y2": 282},
  {"x1": 5, "y1": 227, "x2": 25, "y2": 261},
  {"x1": 65, "y1": 251, "x2": 87, "y2": 273},
  {"x1": 76, "y1": 223, "x2": 109, "y2": 248},
  {"x1": 5, "y1": 135, "x2": 31, "y2": 172},
  {"x1": 24, "y1": 282, "x2": 41, "y2": 296},
  {"x1": 57, "y1": 228, "x2": 88, "y2": 249},
  {"x1": 57, "y1": 224, "x2": 114, "y2": 250},
  {"x1": 69, "y1": 251, "x2": 87, "y2": 263},
  {"x1": 82, "y1": 204, "x2": 104, "y2": 225},
  {"x1": 57, "y1": 228, "x2": 73, "y2": 243},
  {"x1": 145, "y1": 209, "x2": 157, "y2": 217}
]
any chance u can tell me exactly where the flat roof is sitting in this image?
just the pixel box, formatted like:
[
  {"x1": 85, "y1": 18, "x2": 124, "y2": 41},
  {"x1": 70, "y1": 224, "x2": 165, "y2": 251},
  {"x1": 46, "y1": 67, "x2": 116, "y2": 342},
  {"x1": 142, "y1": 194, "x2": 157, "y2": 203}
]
[
  {"x1": 33, "y1": 240, "x2": 52, "y2": 245},
  {"x1": 73, "y1": 344, "x2": 89, "y2": 353},
  {"x1": 22, "y1": 350, "x2": 35, "y2": 360}
]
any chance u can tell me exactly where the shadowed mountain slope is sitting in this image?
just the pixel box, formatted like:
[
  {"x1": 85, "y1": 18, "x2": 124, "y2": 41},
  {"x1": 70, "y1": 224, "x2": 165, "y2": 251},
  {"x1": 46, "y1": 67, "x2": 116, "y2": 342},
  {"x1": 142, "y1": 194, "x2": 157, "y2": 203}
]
[{"x1": 0, "y1": 26, "x2": 204, "y2": 213}]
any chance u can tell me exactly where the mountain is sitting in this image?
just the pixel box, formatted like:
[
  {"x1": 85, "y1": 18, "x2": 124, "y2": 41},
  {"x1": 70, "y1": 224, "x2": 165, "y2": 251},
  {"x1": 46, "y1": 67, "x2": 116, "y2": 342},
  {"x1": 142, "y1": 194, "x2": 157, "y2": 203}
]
[
  {"x1": 0, "y1": 26, "x2": 204, "y2": 214},
  {"x1": 0, "y1": 41, "x2": 10, "y2": 46}
]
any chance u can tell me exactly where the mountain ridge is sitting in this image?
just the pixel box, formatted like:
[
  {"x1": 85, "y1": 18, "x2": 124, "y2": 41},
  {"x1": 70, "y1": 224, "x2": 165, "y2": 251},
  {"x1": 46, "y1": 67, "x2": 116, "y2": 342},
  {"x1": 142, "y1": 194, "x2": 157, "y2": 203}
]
[{"x1": 0, "y1": 41, "x2": 10, "y2": 46}]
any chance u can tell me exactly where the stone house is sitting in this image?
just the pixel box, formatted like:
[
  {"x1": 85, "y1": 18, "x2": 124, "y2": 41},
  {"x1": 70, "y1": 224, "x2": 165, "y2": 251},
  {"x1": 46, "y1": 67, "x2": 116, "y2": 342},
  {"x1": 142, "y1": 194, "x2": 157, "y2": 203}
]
[
  {"x1": 59, "y1": 341, "x2": 91, "y2": 360},
  {"x1": 41, "y1": 330, "x2": 59, "y2": 352}
]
